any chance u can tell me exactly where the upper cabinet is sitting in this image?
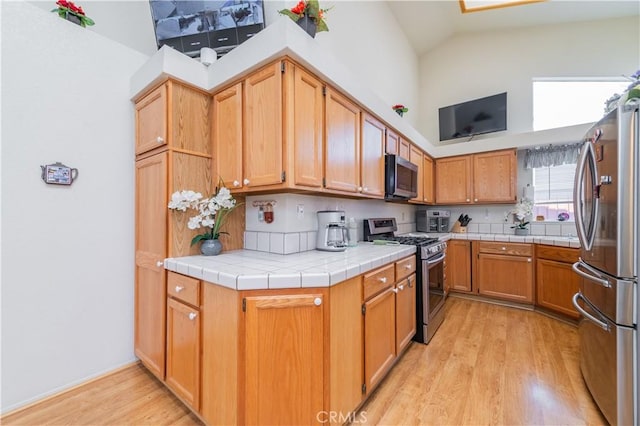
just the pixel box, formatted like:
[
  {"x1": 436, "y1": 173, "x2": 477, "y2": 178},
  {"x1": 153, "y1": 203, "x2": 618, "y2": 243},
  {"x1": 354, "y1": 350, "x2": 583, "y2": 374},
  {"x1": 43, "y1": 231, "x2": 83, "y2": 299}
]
[
  {"x1": 360, "y1": 113, "x2": 386, "y2": 198},
  {"x1": 409, "y1": 145, "x2": 424, "y2": 204},
  {"x1": 435, "y1": 149, "x2": 517, "y2": 204},
  {"x1": 385, "y1": 130, "x2": 410, "y2": 161},
  {"x1": 423, "y1": 154, "x2": 435, "y2": 204},
  {"x1": 212, "y1": 60, "x2": 324, "y2": 193},
  {"x1": 136, "y1": 81, "x2": 210, "y2": 157}
]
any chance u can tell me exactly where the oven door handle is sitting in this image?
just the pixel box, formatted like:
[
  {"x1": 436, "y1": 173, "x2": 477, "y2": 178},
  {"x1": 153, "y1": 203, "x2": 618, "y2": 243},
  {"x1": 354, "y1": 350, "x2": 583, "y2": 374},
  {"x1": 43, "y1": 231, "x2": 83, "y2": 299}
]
[
  {"x1": 572, "y1": 293, "x2": 610, "y2": 332},
  {"x1": 426, "y1": 253, "x2": 445, "y2": 265}
]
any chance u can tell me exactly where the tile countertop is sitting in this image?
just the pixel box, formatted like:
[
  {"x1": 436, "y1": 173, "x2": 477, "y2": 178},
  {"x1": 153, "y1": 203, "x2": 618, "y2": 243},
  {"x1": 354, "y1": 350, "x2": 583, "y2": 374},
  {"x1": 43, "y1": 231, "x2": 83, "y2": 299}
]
[
  {"x1": 165, "y1": 243, "x2": 416, "y2": 291},
  {"x1": 429, "y1": 232, "x2": 581, "y2": 248}
]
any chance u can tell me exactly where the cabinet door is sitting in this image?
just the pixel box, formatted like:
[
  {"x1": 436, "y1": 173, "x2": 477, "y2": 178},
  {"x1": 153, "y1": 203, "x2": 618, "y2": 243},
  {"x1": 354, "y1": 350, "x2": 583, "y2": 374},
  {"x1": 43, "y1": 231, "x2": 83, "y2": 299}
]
[
  {"x1": 409, "y1": 145, "x2": 424, "y2": 203},
  {"x1": 244, "y1": 293, "x2": 325, "y2": 425},
  {"x1": 536, "y1": 259, "x2": 580, "y2": 318},
  {"x1": 329, "y1": 277, "x2": 363, "y2": 422},
  {"x1": 477, "y1": 254, "x2": 534, "y2": 303},
  {"x1": 288, "y1": 64, "x2": 324, "y2": 188},
  {"x1": 244, "y1": 62, "x2": 284, "y2": 188},
  {"x1": 435, "y1": 155, "x2": 472, "y2": 204},
  {"x1": 473, "y1": 149, "x2": 517, "y2": 203},
  {"x1": 135, "y1": 84, "x2": 167, "y2": 155},
  {"x1": 448, "y1": 240, "x2": 472, "y2": 292},
  {"x1": 166, "y1": 298, "x2": 200, "y2": 411},
  {"x1": 212, "y1": 82, "x2": 243, "y2": 190},
  {"x1": 360, "y1": 113, "x2": 385, "y2": 198},
  {"x1": 134, "y1": 153, "x2": 168, "y2": 379},
  {"x1": 385, "y1": 129, "x2": 399, "y2": 155},
  {"x1": 325, "y1": 88, "x2": 360, "y2": 193},
  {"x1": 423, "y1": 155, "x2": 434, "y2": 204},
  {"x1": 395, "y1": 274, "x2": 416, "y2": 354},
  {"x1": 364, "y1": 287, "x2": 396, "y2": 394},
  {"x1": 399, "y1": 138, "x2": 411, "y2": 160}
]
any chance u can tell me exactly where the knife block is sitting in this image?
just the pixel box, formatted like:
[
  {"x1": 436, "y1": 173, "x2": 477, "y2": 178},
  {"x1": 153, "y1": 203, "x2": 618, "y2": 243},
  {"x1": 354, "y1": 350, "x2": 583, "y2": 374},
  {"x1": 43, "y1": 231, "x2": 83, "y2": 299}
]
[{"x1": 451, "y1": 222, "x2": 467, "y2": 233}]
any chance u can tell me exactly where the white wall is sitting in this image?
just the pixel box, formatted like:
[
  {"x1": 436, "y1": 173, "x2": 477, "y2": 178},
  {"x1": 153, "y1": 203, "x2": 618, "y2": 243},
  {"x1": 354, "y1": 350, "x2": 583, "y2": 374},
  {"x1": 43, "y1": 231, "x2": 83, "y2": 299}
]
[
  {"x1": 0, "y1": 1, "x2": 148, "y2": 413},
  {"x1": 419, "y1": 16, "x2": 640, "y2": 146}
]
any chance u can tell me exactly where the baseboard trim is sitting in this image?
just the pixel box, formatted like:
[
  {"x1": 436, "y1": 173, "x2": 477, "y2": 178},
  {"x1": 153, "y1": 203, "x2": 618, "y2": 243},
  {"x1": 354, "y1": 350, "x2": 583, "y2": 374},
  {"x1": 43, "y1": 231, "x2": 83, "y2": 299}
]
[{"x1": 1, "y1": 360, "x2": 140, "y2": 418}]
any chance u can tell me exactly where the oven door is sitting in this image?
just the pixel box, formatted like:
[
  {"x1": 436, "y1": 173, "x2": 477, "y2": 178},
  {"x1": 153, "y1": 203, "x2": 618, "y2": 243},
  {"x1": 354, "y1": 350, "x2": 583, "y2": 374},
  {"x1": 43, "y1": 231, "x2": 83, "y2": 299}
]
[{"x1": 423, "y1": 252, "x2": 445, "y2": 320}]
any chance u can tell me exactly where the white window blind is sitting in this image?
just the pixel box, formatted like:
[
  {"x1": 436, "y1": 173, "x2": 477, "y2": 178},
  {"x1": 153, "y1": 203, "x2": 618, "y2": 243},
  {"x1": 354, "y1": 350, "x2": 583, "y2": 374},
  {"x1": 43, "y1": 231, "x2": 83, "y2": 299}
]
[{"x1": 533, "y1": 163, "x2": 576, "y2": 202}]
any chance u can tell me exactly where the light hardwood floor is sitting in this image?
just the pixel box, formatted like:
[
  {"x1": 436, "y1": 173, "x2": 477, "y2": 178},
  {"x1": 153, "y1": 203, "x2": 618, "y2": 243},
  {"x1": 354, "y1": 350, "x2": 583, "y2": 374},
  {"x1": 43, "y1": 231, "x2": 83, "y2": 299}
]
[{"x1": 2, "y1": 297, "x2": 606, "y2": 425}]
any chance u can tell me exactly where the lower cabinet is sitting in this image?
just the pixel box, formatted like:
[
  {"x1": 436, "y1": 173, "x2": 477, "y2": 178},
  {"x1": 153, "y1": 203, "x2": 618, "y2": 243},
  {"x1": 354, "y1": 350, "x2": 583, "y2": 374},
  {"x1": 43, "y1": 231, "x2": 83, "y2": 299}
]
[
  {"x1": 475, "y1": 242, "x2": 534, "y2": 303},
  {"x1": 364, "y1": 287, "x2": 396, "y2": 394},
  {"x1": 448, "y1": 240, "x2": 472, "y2": 293},
  {"x1": 243, "y1": 291, "x2": 326, "y2": 425},
  {"x1": 536, "y1": 245, "x2": 580, "y2": 318},
  {"x1": 395, "y1": 274, "x2": 416, "y2": 354},
  {"x1": 165, "y1": 272, "x2": 201, "y2": 411}
]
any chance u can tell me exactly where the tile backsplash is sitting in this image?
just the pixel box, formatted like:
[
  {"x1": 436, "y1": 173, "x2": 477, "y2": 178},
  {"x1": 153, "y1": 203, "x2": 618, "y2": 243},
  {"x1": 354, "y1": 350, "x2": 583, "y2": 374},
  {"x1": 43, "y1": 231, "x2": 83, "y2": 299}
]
[{"x1": 465, "y1": 221, "x2": 576, "y2": 237}]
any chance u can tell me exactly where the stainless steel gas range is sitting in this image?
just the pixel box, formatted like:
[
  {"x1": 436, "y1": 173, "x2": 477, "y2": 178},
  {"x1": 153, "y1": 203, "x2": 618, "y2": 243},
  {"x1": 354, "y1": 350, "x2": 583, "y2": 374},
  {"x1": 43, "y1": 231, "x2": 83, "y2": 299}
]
[{"x1": 364, "y1": 218, "x2": 447, "y2": 344}]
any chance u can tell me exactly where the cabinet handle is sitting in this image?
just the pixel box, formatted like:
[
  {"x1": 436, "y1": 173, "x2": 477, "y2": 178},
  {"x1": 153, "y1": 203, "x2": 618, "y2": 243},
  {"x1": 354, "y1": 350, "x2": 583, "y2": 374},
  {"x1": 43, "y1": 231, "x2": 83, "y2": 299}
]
[
  {"x1": 398, "y1": 284, "x2": 404, "y2": 291},
  {"x1": 313, "y1": 297, "x2": 322, "y2": 306},
  {"x1": 404, "y1": 264, "x2": 412, "y2": 269},
  {"x1": 233, "y1": 180, "x2": 240, "y2": 187},
  {"x1": 378, "y1": 277, "x2": 387, "y2": 283},
  {"x1": 358, "y1": 186, "x2": 363, "y2": 192},
  {"x1": 391, "y1": 288, "x2": 398, "y2": 293},
  {"x1": 156, "y1": 136, "x2": 164, "y2": 143},
  {"x1": 175, "y1": 285, "x2": 184, "y2": 293},
  {"x1": 408, "y1": 280, "x2": 414, "y2": 288},
  {"x1": 156, "y1": 261, "x2": 163, "y2": 267},
  {"x1": 527, "y1": 258, "x2": 532, "y2": 263},
  {"x1": 188, "y1": 312, "x2": 197, "y2": 320},
  {"x1": 501, "y1": 247, "x2": 506, "y2": 251},
  {"x1": 466, "y1": 198, "x2": 470, "y2": 202},
  {"x1": 474, "y1": 198, "x2": 478, "y2": 202},
  {"x1": 243, "y1": 178, "x2": 250, "y2": 185}
]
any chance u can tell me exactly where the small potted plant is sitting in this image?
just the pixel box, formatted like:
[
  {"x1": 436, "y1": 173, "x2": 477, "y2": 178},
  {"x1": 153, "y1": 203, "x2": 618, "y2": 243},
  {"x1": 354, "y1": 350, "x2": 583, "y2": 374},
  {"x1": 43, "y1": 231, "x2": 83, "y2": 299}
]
[
  {"x1": 392, "y1": 104, "x2": 408, "y2": 117},
  {"x1": 168, "y1": 184, "x2": 240, "y2": 255},
  {"x1": 279, "y1": 0, "x2": 331, "y2": 38},
  {"x1": 506, "y1": 198, "x2": 533, "y2": 236},
  {"x1": 52, "y1": 0, "x2": 94, "y2": 27}
]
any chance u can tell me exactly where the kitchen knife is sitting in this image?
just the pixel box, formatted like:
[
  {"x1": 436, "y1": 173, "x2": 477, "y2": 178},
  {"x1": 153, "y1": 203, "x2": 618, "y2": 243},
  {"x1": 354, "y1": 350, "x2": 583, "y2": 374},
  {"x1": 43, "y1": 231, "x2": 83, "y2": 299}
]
[{"x1": 458, "y1": 214, "x2": 464, "y2": 224}]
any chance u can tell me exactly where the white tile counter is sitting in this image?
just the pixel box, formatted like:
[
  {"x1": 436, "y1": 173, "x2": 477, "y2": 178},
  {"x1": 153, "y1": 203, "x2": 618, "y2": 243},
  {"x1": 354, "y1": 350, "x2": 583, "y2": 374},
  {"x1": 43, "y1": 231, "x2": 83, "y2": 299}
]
[
  {"x1": 444, "y1": 233, "x2": 580, "y2": 248},
  {"x1": 165, "y1": 243, "x2": 416, "y2": 291}
]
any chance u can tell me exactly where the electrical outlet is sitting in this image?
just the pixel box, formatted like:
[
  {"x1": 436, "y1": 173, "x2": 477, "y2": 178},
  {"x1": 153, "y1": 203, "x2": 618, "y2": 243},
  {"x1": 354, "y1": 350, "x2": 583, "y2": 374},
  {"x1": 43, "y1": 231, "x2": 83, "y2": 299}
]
[
  {"x1": 401, "y1": 212, "x2": 406, "y2": 221},
  {"x1": 297, "y1": 204, "x2": 304, "y2": 219}
]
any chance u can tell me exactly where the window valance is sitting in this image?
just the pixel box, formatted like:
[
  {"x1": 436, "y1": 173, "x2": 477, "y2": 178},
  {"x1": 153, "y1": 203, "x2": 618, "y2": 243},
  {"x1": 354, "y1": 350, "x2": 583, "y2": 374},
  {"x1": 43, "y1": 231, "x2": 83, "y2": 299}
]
[{"x1": 524, "y1": 143, "x2": 583, "y2": 169}]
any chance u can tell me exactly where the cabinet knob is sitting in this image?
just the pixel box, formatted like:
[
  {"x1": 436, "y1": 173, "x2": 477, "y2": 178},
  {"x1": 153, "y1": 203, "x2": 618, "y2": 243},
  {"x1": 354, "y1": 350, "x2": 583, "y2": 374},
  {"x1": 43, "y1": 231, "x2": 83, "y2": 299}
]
[
  {"x1": 314, "y1": 297, "x2": 322, "y2": 306},
  {"x1": 233, "y1": 180, "x2": 240, "y2": 187},
  {"x1": 408, "y1": 280, "x2": 414, "y2": 288},
  {"x1": 398, "y1": 284, "x2": 404, "y2": 291},
  {"x1": 474, "y1": 198, "x2": 478, "y2": 202},
  {"x1": 501, "y1": 247, "x2": 506, "y2": 251},
  {"x1": 404, "y1": 264, "x2": 412, "y2": 269},
  {"x1": 363, "y1": 187, "x2": 368, "y2": 192},
  {"x1": 379, "y1": 277, "x2": 387, "y2": 283},
  {"x1": 175, "y1": 285, "x2": 184, "y2": 293},
  {"x1": 527, "y1": 258, "x2": 532, "y2": 263},
  {"x1": 188, "y1": 312, "x2": 197, "y2": 320},
  {"x1": 466, "y1": 198, "x2": 470, "y2": 202},
  {"x1": 156, "y1": 261, "x2": 164, "y2": 267},
  {"x1": 156, "y1": 136, "x2": 164, "y2": 143},
  {"x1": 358, "y1": 186, "x2": 363, "y2": 192},
  {"x1": 243, "y1": 178, "x2": 250, "y2": 185},
  {"x1": 391, "y1": 288, "x2": 398, "y2": 294}
]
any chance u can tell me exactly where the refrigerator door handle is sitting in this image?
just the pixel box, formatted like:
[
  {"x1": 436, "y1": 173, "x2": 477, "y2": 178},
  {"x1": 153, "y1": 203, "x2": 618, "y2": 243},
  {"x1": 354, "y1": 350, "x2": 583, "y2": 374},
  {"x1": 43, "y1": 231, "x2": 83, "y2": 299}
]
[
  {"x1": 573, "y1": 141, "x2": 599, "y2": 251},
  {"x1": 572, "y1": 260, "x2": 612, "y2": 288},
  {"x1": 572, "y1": 293, "x2": 610, "y2": 332}
]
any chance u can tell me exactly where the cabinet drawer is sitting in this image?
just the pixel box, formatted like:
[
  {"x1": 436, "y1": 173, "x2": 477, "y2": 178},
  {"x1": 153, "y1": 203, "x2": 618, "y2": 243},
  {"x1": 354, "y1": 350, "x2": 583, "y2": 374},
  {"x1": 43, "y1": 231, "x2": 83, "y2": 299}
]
[
  {"x1": 536, "y1": 245, "x2": 579, "y2": 263},
  {"x1": 395, "y1": 256, "x2": 416, "y2": 281},
  {"x1": 477, "y1": 241, "x2": 532, "y2": 257},
  {"x1": 363, "y1": 264, "x2": 395, "y2": 301},
  {"x1": 167, "y1": 272, "x2": 200, "y2": 307}
]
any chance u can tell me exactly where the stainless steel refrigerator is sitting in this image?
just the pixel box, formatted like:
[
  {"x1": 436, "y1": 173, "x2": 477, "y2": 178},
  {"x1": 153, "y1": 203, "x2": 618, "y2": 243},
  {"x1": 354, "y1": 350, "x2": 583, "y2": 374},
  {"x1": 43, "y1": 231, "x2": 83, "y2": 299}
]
[{"x1": 572, "y1": 98, "x2": 638, "y2": 425}]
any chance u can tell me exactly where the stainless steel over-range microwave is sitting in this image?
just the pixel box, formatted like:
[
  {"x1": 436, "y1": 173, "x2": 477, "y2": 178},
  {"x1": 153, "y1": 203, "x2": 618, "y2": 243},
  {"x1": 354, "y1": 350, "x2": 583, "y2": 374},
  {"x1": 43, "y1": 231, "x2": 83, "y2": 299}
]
[{"x1": 385, "y1": 154, "x2": 418, "y2": 200}]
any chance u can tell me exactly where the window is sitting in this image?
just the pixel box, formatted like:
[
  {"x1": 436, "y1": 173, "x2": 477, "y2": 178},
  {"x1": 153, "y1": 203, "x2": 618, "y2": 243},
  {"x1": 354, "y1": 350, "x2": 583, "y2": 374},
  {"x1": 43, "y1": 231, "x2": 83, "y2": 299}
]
[
  {"x1": 530, "y1": 79, "x2": 629, "y2": 221},
  {"x1": 532, "y1": 163, "x2": 575, "y2": 221}
]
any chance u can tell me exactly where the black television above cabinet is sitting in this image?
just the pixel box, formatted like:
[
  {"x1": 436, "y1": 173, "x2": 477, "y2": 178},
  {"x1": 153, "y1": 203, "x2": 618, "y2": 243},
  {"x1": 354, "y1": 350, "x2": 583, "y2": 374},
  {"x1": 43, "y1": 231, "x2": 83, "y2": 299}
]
[
  {"x1": 149, "y1": 0, "x2": 265, "y2": 58},
  {"x1": 438, "y1": 92, "x2": 507, "y2": 141}
]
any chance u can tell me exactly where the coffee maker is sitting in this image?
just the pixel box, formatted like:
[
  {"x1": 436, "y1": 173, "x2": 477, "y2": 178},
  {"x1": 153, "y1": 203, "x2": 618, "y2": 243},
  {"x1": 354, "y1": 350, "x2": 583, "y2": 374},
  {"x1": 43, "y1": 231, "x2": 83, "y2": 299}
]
[{"x1": 316, "y1": 211, "x2": 349, "y2": 252}]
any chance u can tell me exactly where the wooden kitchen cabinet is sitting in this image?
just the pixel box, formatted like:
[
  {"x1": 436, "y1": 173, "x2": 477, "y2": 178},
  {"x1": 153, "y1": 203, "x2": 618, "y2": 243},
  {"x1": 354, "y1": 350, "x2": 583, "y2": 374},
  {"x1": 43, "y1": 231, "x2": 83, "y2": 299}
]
[
  {"x1": 166, "y1": 272, "x2": 201, "y2": 411},
  {"x1": 536, "y1": 245, "x2": 580, "y2": 318},
  {"x1": 475, "y1": 241, "x2": 534, "y2": 303},
  {"x1": 409, "y1": 144, "x2": 424, "y2": 204},
  {"x1": 360, "y1": 113, "x2": 386, "y2": 198},
  {"x1": 212, "y1": 60, "x2": 324, "y2": 192},
  {"x1": 364, "y1": 286, "x2": 396, "y2": 395},
  {"x1": 325, "y1": 87, "x2": 361, "y2": 194},
  {"x1": 423, "y1": 154, "x2": 434, "y2": 204},
  {"x1": 385, "y1": 130, "x2": 410, "y2": 160},
  {"x1": 447, "y1": 240, "x2": 472, "y2": 293},
  {"x1": 435, "y1": 149, "x2": 516, "y2": 204},
  {"x1": 395, "y1": 274, "x2": 416, "y2": 355},
  {"x1": 243, "y1": 290, "x2": 326, "y2": 425},
  {"x1": 135, "y1": 81, "x2": 210, "y2": 157}
]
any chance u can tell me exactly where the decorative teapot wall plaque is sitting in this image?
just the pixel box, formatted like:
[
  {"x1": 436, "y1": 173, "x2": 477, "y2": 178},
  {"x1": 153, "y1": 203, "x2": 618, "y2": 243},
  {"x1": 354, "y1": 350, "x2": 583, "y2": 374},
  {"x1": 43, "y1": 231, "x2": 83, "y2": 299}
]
[{"x1": 41, "y1": 162, "x2": 78, "y2": 185}]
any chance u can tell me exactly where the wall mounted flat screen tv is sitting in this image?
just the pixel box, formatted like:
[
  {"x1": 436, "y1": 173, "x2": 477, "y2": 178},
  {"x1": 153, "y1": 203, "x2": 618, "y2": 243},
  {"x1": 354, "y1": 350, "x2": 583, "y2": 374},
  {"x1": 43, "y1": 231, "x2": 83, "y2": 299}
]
[
  {"x1": 438, "y1": 92, "x2": 507, "y2": 141},
  {"x1": 149, "y1": 1, "x2": 265, "y2": 58}
]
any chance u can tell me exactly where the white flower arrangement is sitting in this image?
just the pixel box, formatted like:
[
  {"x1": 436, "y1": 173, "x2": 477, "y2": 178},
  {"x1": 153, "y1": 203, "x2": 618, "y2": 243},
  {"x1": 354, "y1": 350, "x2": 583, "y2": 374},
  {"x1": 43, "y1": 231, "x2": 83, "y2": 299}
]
[
  {"x1": 168, "y1": 186, "x2": 239, "y2": 245},
  {"x1": 505, "y1": 198, "x2": 534, "y2": 229}
]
